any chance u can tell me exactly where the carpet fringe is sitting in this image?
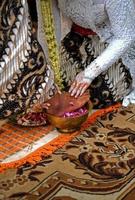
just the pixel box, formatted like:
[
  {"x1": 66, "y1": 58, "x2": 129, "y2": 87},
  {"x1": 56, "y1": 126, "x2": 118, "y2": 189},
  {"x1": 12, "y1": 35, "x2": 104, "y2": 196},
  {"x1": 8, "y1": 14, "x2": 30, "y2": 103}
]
[{"x1": 0, "y1": 103, "x2": 121, "y2": 173}]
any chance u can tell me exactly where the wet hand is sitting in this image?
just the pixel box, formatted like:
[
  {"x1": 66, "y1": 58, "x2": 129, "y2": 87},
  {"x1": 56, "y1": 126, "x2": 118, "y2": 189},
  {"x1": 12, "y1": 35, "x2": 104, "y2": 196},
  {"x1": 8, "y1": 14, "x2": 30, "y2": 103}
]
[{"x1": 69, "y1": 71, "x2": 91, "y2": 98}]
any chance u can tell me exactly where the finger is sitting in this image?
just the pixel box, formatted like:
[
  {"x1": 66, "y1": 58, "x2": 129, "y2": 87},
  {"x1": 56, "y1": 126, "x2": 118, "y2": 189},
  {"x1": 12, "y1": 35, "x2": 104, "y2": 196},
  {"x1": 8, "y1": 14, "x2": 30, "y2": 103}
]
[
  {"x1": 74, "y1": 83, "x2": 86, "y2": 98},
  {"x1": 58, "y1": 90, "x2": 62, "y2": 94},
  {"x1": 75, "y1": 87, "x2": 83, "y2": 98},
  {"x1": 42, "y1": 103, "x2": 51, "y2": 109},
  {"x1": 55, "y1": 84, "x2": 62, "y2": 94},
  {"x1": 43, "y1": 106, "x2": 49, "y2": 110},
  {"x1": 45, "y1": 103, "x2": 50, "y2": 106},
  {"x1": 74, "y1": 83, "x2": 88, "y2": 98},
  {"x1": 71, "y1": 83, "x2": 81, "y2": 97},
  {"x1": 69, "y1": 81, "x2": 77, "y2": 93},
  {"x1": 80, "y1": 83, "x2": 90, "y2": 96}
]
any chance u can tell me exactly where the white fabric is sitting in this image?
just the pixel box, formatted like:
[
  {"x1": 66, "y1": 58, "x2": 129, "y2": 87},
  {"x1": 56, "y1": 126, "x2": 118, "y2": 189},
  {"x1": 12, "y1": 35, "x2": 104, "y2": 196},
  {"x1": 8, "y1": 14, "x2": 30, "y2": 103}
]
[
  {"x1": 122, "y1": 88, "x2": 135, "y2": 106},
  {"x1": 58, "y1": 0, "x2": 135, "y2": 106}
]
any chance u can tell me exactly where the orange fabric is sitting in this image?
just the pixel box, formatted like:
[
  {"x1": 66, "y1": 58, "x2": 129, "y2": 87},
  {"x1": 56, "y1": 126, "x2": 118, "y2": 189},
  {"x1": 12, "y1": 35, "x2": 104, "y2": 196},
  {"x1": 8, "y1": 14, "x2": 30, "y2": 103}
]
[
  {"x1": 0, "y1": 125, "x2": 53, "y2": 160},
  {"x1": 0, "y1": 103, "x2": 121, "y2": 173}
]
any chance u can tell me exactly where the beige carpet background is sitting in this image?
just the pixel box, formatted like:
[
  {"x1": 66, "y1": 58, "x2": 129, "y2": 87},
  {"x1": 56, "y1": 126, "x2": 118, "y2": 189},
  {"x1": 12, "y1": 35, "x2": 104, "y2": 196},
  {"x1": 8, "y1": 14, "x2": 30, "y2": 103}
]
[{"x1": 0, "y1": 105, "x2": 135, "y2": 200}]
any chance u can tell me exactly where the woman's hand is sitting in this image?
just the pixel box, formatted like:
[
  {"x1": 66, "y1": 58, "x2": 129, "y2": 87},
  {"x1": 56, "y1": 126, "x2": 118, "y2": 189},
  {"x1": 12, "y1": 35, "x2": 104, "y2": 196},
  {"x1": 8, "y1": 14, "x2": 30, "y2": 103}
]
[
  {"x1": 31, "y1": 102, "x2": 50, "y2": 112},
  {"x1": 69, "y1": 71, "x2": 91, "y2": 98},
  {"x1": 41, "y1": 103, "x2": 51, "y2": 110}
]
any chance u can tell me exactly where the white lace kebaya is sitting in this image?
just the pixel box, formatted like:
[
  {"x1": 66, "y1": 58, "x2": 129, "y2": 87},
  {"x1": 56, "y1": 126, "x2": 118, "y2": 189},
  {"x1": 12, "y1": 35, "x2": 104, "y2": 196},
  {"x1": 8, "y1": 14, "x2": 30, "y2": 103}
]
[{"x1": 58, "y1": 0, "x2": 135, "y2": 106}]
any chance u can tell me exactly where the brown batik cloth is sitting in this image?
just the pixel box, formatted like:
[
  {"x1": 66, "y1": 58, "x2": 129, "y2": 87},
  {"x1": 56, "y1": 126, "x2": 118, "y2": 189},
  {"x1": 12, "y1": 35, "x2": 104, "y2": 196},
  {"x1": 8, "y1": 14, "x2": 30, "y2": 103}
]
[
  {"x1": 0, "y1": 0, "x2": 57, "y2": 119},
  {"x1": 60, "y1": 29, "x2": 132, "y2": 109}
]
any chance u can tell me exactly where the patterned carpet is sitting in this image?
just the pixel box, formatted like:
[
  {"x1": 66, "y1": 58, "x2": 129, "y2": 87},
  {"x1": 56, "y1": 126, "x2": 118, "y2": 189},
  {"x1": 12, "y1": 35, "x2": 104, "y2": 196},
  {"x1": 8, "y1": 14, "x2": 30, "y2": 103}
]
[{"x1": 0, "y1": 105, "x2": 135, "y2": 200}]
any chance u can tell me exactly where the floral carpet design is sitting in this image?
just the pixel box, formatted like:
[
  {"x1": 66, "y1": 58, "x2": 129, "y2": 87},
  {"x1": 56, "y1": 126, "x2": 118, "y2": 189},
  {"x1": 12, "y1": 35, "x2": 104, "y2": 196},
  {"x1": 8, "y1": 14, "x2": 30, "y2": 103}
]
[{"x1": 0, "y1": 105, "x2": 135, "y2": 200}]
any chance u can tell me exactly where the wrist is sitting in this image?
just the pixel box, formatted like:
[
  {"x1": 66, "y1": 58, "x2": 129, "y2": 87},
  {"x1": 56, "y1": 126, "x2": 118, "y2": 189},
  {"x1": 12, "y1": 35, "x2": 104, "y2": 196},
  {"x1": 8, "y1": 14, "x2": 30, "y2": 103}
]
[
  {"x1": 84, "y1": 61, "x2": 101, "y2": 81},
  {"x1": 83, "y1": 75, "x2": 93, "y2": 83}
]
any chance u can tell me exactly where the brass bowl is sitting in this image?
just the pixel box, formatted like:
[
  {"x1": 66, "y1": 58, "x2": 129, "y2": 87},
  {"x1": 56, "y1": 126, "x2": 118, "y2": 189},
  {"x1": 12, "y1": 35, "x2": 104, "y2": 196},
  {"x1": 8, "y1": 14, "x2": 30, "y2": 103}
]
[{"x1": 46, "y1": 103, "x2": 92, "y2": 133}]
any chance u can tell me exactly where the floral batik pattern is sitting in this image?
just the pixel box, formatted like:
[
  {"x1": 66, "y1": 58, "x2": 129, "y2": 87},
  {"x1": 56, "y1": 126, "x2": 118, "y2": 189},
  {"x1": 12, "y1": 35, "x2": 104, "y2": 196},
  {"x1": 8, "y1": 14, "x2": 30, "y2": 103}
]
[
  {"x1": 0, "y1": 0, "x2": 56, "y2": 118},
  {"x1": 60, "y1": 31, "x2": 132, "y2": 109}
]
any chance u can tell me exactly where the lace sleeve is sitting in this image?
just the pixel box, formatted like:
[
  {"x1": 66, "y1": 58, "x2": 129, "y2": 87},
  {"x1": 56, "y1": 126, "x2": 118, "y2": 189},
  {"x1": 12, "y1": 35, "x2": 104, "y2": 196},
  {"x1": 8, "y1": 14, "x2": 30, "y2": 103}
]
[{"x1": 84, "y1": 0, "x2": 135, "y2": 81}]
